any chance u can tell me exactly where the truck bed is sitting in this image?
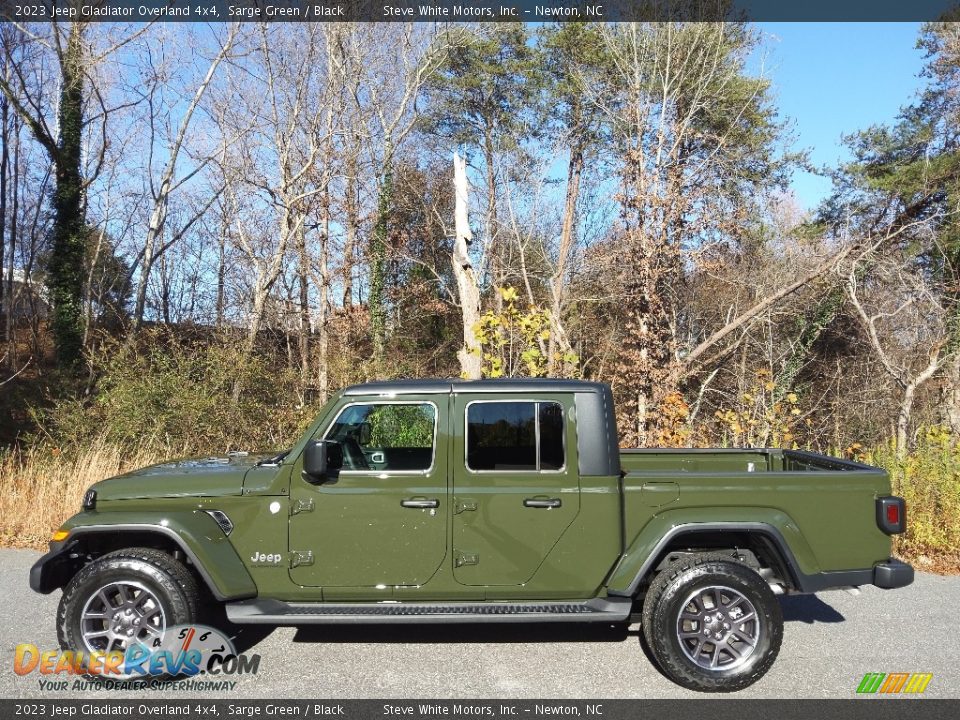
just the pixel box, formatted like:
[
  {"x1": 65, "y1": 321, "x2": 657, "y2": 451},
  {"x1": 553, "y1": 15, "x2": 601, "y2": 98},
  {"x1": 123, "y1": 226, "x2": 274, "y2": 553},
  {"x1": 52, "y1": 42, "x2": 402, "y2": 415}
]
[
  {"x1": 619, "y1": 447, "x2": 875, "y2": 474},
  {"x1": 616, "y1": 447, "x2": 892, "y2": 577}
]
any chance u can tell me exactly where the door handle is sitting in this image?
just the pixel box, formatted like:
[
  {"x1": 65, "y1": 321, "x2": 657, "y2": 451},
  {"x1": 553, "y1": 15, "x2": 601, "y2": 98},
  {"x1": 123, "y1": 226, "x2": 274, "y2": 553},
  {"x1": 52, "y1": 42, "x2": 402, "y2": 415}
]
[
  {"x1": 523, "y1": 498, "x2": 561, "y2": 509},
  {"x1": 401, "y1": 498, "x2": 439, "y2": 509}
]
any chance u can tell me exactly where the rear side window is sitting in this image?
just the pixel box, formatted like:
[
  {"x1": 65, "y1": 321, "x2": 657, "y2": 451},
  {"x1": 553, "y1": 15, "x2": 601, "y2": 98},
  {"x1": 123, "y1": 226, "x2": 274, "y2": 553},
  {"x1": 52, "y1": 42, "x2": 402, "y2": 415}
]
[{"x1": 466, "y1": 401, "x2": 565, "y2": 472}]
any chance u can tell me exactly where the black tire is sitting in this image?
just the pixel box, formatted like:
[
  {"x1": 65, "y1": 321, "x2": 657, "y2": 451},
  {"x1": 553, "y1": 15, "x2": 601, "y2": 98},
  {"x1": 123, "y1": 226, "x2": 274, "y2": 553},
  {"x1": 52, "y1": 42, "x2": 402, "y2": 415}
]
[
  {"x1": 641, "y1": 556, "x2": 782, "y2": 692},
  {"x1": 57, "y1": 547, "x2": 200, "y2": 678}
]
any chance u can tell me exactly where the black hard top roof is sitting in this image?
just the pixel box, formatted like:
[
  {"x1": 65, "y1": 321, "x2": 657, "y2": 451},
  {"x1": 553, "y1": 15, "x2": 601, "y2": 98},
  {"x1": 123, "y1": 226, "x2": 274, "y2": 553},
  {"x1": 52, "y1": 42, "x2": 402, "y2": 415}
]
[{"x1": 342, "y1": 378, "x2": 609, "y2": 396}]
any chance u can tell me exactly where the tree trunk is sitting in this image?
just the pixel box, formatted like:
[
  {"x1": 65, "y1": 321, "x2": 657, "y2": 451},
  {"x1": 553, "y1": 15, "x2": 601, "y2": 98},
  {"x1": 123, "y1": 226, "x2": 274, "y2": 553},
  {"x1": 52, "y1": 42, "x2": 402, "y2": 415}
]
[
  {"x1": 158, "y1": 252, "x2": 172, "y2": 324},
  {"x1": 5, "y1": 113, "x2": 16, "y2": 363},
  {"x1": 132, "y1": 183, "x2": 167, "y2": 329},
  {"x1": 243, "y1": 204, "x2": 293, "y2": 357},
  {"x1": 0, "y1": 25, "x2": 90, "y2": 367},
  {"x1": 82, "y1": 227, "x2": 105, "y2": 346},
  {"x1": 548, "y1": 137, "x2": 584, "y2": 375},
  {"x1": 47, "y1": 24, "x2": 87, "y2": 368},
  {"x1": 0, "y1": 90, "x2": 7, "y2": 355},
  {"x1": 317, "y1": 192, "x2": 330, "y2": 402},
  {"x1": 897, "y1": 384, "x2": 916, "y2": 460},
  {"x1": 613, "y1": 149, "x2": 682, "y2": 447},
  {"x1": 295, "y1": 224, "x2": 310, "y2": 378},
  {"x1": 939, "y1": 357, "x2": 960, "y2": 433},
  {"x1": 452, "y1": 152, "x2": 482, "y2": 379},
  {"x1": 216, "y1": 223, "x2": 226, "y2": 327},
  {"x1": 342, "y1": 142, "x2": 358, "y2": 308},
  {"x1": 244, "y1": 284, "x2": 270, "y2": 356},
  {"x1": 369, "y1": 163, "x2": 392, "y2": 366},
  {"x1": 482, "y1": 123, "x2": 502, "y2": 310}
]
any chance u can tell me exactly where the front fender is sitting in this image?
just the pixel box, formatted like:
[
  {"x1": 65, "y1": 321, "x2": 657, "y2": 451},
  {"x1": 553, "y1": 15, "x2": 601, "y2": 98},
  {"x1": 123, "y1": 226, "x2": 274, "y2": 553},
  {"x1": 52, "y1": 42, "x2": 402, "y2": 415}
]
[
  {"x1": 29, "y1": 510, "x2": 257, "y2": 601},
  {"x1": 605, "y1": 507, "x2": 821, "y2": 596}
]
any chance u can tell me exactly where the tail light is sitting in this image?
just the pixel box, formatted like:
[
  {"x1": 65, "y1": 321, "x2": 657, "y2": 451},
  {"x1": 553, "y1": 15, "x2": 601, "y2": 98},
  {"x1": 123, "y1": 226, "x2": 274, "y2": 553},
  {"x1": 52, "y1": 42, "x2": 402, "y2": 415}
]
[{"x1": 876, "y1": 496, "x2": 906, "y2": 535}]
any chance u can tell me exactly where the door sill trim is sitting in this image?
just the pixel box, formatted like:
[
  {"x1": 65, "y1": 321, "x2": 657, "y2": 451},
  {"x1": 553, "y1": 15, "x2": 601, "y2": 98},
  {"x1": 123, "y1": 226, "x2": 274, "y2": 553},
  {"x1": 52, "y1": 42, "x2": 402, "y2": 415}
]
[{"x1": 225, "y1": 597, "x2": 631, "y2": 624}]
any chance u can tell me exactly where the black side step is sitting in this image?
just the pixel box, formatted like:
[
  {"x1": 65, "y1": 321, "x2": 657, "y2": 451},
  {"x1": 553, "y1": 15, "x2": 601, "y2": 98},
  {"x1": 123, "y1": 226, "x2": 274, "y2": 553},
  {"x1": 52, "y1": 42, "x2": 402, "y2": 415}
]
[{"x1": 225, "y1": 597, "x2": 632, "y2": 625}]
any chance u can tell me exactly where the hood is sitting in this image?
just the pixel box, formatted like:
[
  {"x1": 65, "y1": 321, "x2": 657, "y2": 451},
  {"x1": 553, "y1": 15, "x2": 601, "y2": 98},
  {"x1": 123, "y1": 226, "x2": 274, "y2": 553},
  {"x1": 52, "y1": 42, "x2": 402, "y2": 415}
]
[{"x1": 91, "y1": 452, "x2": 276, "y2": 501}]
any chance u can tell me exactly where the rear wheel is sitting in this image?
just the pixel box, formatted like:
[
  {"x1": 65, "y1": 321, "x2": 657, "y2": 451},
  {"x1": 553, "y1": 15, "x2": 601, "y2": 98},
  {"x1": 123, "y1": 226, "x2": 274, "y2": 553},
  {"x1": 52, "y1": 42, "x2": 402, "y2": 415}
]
[
  {"x1": 641, "y1": 556, "x2": 782, "y2": 692},
  {"x1": 57, "y1": 547, "x2": 199, "y2": 679}
]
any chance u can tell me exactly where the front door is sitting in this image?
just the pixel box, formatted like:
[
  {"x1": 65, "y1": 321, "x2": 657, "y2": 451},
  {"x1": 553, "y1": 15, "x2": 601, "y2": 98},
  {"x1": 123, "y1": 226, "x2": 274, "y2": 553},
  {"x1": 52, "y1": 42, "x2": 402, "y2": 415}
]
[
  {"x1": 451, "y1": 395, "x2": 580, "y2": 586},
  {"x1": 289, "y1": 397, "x2": 448, "y2": 588}
]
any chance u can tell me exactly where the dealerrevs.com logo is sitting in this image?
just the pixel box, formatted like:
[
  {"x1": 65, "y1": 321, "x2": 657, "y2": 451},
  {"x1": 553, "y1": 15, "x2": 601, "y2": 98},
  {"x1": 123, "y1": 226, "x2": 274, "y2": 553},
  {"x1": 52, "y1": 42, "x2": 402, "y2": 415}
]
[
  {"x1": 856, "y1": 673, "x2": 934, "y2": 695},
  {"x1": 13, "y1": 625, "x2": 260, "y2": 691}
]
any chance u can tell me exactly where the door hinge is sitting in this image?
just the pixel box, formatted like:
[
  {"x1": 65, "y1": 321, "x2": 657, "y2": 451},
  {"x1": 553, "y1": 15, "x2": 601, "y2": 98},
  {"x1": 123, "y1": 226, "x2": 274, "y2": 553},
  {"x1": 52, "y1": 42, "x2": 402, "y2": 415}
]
[
  {"x1": 290, "y1": 498, "x2": 314, "y2": 515},
  {"x1": 454, "y1": 551, "x2": 479, "y2": 567},
  {"x1": 454, "y1": 498, "x2": 477, "y2": 514},
  {"x1": 289, "y1": 550, "x2": 314, "y2": 568}
]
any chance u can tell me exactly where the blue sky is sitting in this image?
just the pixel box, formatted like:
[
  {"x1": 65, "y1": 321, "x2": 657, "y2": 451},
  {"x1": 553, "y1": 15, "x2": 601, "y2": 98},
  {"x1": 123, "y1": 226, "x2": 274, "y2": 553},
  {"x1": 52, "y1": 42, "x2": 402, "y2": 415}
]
[{"x1": 755, "y1": 22, "x2": 928, "y2": 211}]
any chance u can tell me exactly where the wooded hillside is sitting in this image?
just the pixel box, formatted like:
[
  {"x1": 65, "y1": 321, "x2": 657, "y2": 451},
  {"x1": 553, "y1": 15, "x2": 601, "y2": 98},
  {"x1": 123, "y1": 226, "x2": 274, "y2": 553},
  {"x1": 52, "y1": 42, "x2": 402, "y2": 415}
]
[{"x1": 0, "y1": 21, "x2": 959, "y2": 461}]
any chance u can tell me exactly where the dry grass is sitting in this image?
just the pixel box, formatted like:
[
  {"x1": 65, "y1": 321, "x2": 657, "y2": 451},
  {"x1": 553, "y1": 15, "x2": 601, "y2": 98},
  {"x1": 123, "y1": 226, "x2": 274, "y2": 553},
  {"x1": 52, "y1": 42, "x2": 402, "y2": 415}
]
[
  {"x1": 0, "y1": 440, "x2": 167, "y2": 549},
  {"x1": 867, "y1": 429, "x2": 960, "y2": 575}
]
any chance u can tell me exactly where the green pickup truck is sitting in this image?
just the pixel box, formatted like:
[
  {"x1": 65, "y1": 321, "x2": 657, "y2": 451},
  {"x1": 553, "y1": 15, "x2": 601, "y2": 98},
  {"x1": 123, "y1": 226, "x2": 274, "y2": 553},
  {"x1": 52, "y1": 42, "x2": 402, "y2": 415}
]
[{"x1": 31, "y1": 379, "x2": 912, "y2": 691}]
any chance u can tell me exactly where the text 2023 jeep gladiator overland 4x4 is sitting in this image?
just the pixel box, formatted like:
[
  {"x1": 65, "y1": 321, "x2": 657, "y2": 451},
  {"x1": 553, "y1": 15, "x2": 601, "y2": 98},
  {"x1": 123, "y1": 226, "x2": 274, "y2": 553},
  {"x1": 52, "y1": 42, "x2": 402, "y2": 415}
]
[{"x1": 30, "y1": 379, "x2": 913, "y2": 691}]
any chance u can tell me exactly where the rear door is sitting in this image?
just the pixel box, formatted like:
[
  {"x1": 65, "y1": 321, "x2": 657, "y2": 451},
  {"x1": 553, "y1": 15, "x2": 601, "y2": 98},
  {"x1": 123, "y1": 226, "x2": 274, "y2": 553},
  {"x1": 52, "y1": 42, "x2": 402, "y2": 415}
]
[
  {"x1": 451, "y1": 394, "x2": 580, "y2": 586},
  {"x1": 288, "y1": 396, "x2": 448, "y2": 588}
]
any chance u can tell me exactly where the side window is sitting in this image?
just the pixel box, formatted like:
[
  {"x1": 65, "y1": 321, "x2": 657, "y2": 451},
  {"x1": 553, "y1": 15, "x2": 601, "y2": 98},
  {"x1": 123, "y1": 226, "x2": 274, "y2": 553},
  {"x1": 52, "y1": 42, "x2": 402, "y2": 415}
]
[
  {"x1": 466, "y1": 401, "x2": 565, "y2": 472},
  {"x1": 538, "y1": 402, "x2": 565, "y2": 470},
  {"x1": 325, "y1": 403, "x2": 436, "y2": 472}
]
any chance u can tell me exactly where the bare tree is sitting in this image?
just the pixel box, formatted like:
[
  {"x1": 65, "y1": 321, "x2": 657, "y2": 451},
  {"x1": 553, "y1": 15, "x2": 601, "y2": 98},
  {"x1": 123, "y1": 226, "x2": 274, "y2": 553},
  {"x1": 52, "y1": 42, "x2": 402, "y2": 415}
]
[
  {"x1": 594, "y1": 22, "x2": 785, "y2": 445},
  {"x1": 451, "y1": 151, "x2": 481, "y2": 379},
  {"x1": 131, "y1": 24, "x2": 240, "y2": 331},
  {"x1": 354, "y1": 24, "x2": 460, "y2": 364},
  {"x1": 846, "y1": 249, "x2": 952, "y2": 456},
  {"x1": 0, "y1": 51, "x2": 8, "y2": 357},
  {"x1": 0, "y1": 21, "x2": 149, "y2": 365},
  {"x1": 216, "y1": 24, "x2": 337, "y2": 368}
]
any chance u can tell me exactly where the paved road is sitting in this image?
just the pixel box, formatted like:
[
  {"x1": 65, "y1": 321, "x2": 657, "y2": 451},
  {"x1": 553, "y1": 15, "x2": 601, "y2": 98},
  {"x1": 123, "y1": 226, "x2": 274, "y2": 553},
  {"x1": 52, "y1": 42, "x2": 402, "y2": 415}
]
[{"x1": 0, "y1": 549, "x2": 956, "y2": 699}]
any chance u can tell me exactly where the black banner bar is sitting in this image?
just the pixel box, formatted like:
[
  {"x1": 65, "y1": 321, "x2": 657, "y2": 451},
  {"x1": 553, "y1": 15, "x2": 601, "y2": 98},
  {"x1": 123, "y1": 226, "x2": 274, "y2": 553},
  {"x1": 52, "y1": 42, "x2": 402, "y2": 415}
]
[{"x1": 1, "y1": 0, "x2": 960, "y2": 23}]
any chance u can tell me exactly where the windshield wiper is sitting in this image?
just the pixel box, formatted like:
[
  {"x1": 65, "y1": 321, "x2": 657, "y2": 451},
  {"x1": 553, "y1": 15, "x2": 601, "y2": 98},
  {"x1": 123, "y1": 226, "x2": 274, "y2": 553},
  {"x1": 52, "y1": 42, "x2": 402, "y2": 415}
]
[{"x1": 257, "y1": 449, "x2": 290, "y2": 466}]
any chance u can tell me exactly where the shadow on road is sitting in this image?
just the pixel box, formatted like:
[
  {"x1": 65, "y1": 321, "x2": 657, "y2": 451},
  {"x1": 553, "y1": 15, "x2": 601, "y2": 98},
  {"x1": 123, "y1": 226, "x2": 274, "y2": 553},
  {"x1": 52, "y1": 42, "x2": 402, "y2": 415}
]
[
  {"x1": 292, "y1": 623, "x2": 639, "y2": 645},
  {"x1": 779, "y1": 594, "x2": 845, "y2": 623},
  {"x1": 206, "y1": 594, "x2": 845, "y2": 653},
  {"x1": 203, "y1": 603, "x2": 277, "y2": 653},
  {"x1": 224, "y1": 623, "x2": 277, "y2": 653}
]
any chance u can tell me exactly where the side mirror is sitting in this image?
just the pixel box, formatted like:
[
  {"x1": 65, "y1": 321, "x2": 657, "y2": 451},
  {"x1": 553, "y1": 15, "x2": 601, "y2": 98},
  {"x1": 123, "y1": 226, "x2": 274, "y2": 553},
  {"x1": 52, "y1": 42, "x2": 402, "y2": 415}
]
[
  {"x1": 358, "y1": 422, "x2": 372, "y2": 446},
  {"x1": 302, "y1": 440, "x2": 343, "y2": 483}
]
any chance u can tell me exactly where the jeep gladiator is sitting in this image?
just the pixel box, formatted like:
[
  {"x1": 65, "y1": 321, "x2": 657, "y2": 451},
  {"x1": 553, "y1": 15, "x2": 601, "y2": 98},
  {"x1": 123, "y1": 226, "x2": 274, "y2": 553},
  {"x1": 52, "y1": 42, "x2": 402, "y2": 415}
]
[{"x1": 30, "y1": 379, "x2": 913, "y2": 691}]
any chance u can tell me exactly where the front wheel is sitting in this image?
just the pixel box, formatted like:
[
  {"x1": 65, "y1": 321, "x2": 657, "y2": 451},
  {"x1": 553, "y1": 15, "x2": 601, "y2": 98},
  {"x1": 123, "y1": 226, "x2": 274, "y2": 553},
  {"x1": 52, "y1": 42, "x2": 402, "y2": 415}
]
[
  {"x1": 57, "y1": 547, "x2": 200, "y2": 679},
  {"x1": 641, "y1": 557, "x2": 783, "y2": 692}
]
